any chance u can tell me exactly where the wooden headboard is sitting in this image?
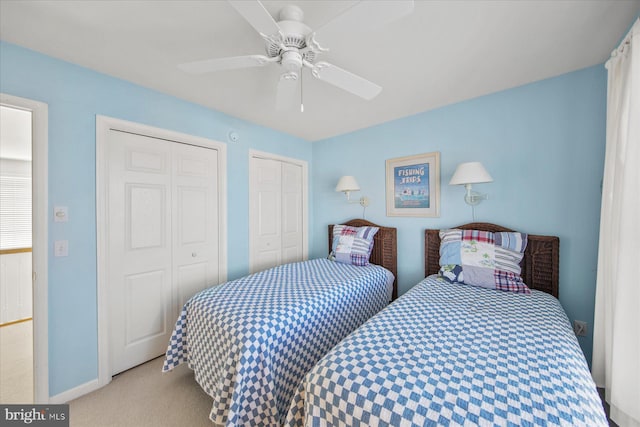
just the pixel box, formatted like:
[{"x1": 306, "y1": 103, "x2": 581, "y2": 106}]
[
  {"x1": 329, "y1": 219, "x2": 398, "y2": 300},
  {"x1": 424, "y1": 222, "x2": 560, "y2": 297}
]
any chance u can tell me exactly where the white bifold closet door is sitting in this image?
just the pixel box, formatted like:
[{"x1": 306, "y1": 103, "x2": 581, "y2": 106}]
[
  {"x1": 107, "y1": 130, "x2": 219, "y2": 375},
  {"x1": 250, "y1": 156, "x2": 303, "y2": 273}
]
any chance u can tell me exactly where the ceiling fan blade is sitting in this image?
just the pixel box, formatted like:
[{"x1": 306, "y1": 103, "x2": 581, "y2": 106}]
[
  {"x1": 178, "y1": 55, "x2": 271, "y2": 74},
  {"x1": 228, "y1": 0, "x2": 282, "y2": 38},
  {"x1": 275, "y1": 72, "x2": 299, "y2": 111},
  {"x1": 311, "y1": 0, "x2": 414, "y2": 48},
  {"x1": 311, "y1": 62, "x2": 381, "y2": 100}
]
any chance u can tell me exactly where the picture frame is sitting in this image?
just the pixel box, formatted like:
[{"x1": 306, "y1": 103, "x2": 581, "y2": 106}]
[{"x1": 386, "y1": 151, "x2": 440, "y2": 217}]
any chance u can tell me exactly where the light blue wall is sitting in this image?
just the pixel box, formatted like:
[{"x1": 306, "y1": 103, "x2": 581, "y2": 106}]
[
  {"x1": 311, "y1": 65, "x2": 606, "y2": 364},
  {"x1": 0, "y1": 42, "x2": 313, "y2": 397}
]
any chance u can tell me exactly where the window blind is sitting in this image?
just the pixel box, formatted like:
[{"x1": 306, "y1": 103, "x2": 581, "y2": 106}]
[{"x1": 0, "y1": 175, "x2": 32, "y2": 250}]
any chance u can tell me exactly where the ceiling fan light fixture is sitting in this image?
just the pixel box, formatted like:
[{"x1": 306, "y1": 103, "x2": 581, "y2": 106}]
[{"x1": 281, "y1": 50, "x2": 303, "y2": 71}]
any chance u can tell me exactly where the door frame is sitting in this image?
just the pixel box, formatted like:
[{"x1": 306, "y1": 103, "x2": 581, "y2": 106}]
[
  {"x1": 96, "y1": 116, "x2": 227, "y2": 388},
  {"x1": 0, "y1": 93, "x2": 49, "y2": 403},
  {"x1": 248, "y1": 149, "x2": 308, "y2": 273}
]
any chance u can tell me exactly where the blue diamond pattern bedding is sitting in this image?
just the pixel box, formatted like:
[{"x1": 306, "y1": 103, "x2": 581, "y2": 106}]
[
  {"x1": 163, "y1": 258, "x2": 392, "y2": 426},
  {"x1": 286, "y1": 275, "x2": 607, "y2": 427}
]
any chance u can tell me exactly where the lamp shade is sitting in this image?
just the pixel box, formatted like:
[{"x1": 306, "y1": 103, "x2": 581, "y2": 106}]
[
  {"x1": 335, "y1": 175, "x2": 360, "y2": 192},
  {"x1": 449, "y1": 162, "x2": 493, "y2": 185}
]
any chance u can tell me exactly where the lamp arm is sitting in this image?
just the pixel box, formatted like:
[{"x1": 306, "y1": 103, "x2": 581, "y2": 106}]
[
  {"x1": 464, "y1": 184, "x2": 473, "y2": 204},
  {"x1": 341, "y1": 189, "x2": 369, "y2": 207},
  {"x1": 345, "y1": 196, "x2": 369, "y2": 207},
  {"x1": 463, "y1": 183, "x2": 488, "y2": 206}
]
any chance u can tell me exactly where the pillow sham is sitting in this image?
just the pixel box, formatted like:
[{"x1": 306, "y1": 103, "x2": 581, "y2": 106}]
[
  {"x1": 330, "y1": 224, "x2": 379, "y2": 266},
  {"x1": 439, "y1": 228, "x2": 530, "y2": 293}
]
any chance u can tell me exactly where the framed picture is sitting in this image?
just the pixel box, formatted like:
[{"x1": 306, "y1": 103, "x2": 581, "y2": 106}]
[{"x1": 386, "y1": 152, "x2": 440, "y2": 217}]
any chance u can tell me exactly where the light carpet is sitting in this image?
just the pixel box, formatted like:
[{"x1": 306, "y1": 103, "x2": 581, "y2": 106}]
[{"x1": 69, "y1": 357, "x2": 213, "y2": 427}]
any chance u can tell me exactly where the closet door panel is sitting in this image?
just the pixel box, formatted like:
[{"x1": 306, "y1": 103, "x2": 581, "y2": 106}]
[
  {"x1": 281, "y1": 162, "x2": 303, "y2": 265},
  {"x1": 108, "y1": 131, "x2": 173, "y2": 375},
  {"x1": 250, "y1": 157, "x2": 282, "y2": 273},
  {"x1": 172, "y1": 143, "x2": 220, "y2": 314}
]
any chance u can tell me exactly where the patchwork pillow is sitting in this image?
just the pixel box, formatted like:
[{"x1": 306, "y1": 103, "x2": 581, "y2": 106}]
[
  {"x1": 439, "y1": 228, "x2": 530, "y2": 293},
  {"x1": 330, "y1": 224, "x2": 379, "y2": 266}
]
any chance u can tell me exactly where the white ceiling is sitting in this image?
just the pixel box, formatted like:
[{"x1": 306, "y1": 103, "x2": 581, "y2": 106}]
[{"x1": 1, "y1": 1, "x2": 638, "y2": 141}]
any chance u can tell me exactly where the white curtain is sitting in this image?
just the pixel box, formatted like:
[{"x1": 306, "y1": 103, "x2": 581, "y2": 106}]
[{"x1": 593, "y1": 18, "x2": 640, "y2": 427}]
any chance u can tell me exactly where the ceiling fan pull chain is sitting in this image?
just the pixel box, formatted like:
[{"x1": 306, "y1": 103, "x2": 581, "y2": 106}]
[{"x1": 300, "y1": 70, "x2": 304, "y2": 113}]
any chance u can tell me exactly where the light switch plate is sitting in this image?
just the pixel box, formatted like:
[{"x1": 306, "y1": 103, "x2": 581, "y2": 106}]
[
  {"x1": 54, "y1": 206, "x2": 68, "y2": 222},
  {"x1": 54, "y1": 240, "x2": 68, "y2": 257}
]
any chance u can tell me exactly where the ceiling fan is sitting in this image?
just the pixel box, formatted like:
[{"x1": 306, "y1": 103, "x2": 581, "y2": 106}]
[{"x1": 178, "y1": 0, "x2": 414, "y2": 111}]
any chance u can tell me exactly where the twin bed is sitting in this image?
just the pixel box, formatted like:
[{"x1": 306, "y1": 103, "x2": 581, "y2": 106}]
[
  {"x1": 163, "y1": 221, "x2": 607, "y2": 426},
  {"x1": 163, "y1": 219, "x2": 397, "y2": 425}
]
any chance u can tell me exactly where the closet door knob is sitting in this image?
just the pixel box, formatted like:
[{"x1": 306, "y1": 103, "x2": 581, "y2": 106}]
[{"x1": 192, "y1": 252, "x2": 197, "y2": 257}]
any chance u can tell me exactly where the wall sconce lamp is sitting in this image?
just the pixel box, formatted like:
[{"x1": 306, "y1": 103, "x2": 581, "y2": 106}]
[
  {"x1": 335, "y1": 176, "x2": 370, "y2": 207},
  {"x1": 449, "y1": 162, "x2": 493, "y2": 205}
]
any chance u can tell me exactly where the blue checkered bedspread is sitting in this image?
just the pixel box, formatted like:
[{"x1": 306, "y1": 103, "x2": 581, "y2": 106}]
[
  {"x1": 286, "y1": 275, "x2": 607, "y2": 427},
  {"x1": 162, "y1": 258, "x2": 390, "y2": 426}
]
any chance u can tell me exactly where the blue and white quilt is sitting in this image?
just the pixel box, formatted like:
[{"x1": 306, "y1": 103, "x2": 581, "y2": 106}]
[
  {"x1": 286, "y1": 275, "x2": 607, "y2": 427},
  {"x1": 162, "y1": 258, "x2": 390, "y2": 426}
]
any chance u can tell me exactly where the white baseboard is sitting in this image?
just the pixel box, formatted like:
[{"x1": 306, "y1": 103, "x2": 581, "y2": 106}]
[{"x1": 48, "y1": 378, "x2": 103, "y2": 404}]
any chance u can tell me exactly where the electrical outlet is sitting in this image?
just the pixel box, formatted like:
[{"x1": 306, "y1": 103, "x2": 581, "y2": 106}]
[{"x1": 573, "y1": 320, "x2": 588, "y2": 337}]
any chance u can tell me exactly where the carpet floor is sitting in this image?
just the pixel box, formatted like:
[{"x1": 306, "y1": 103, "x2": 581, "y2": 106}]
[{"x1": 69, "y1": 357, "x2": 213, "y2": 427}]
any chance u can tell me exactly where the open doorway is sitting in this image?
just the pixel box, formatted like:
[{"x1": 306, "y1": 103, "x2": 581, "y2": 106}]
[
  {"x1": 0, "y1": 104, "x2": 33, "y2": 403},
  {"x1": 0, "y1": 94, "x2": 48, "y2": 403}
]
